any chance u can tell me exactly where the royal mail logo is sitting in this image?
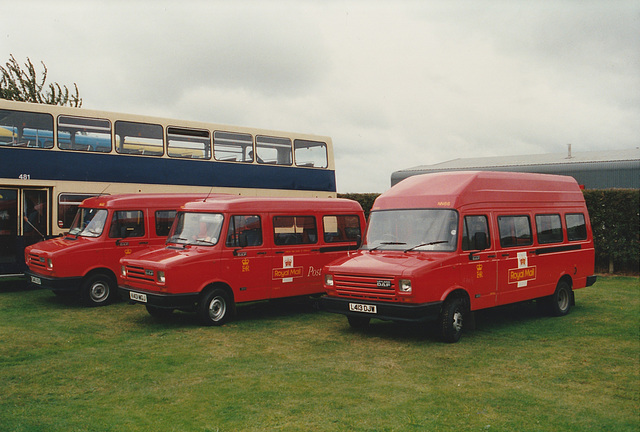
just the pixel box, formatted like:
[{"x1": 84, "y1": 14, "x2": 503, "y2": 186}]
[
  {"x1": 508, "y1": 266, "x2": 537, "y2": 284},
  {"x1": 272, "y1": 267, "x2": 303, "y2": 280}
]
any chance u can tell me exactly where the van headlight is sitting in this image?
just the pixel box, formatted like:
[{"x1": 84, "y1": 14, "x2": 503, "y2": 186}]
[
  {"x1": 157, "y1": 271, "x2": 165, "y2": 284},
  {"x1": 47, "y1": 258, "x2": 53, "y2": 269},
  {"x1": 325, "y1": 274, "x2": 334, "y2": 287},
  {"x1": 121, "y1": 265, "x2": 126, "y2": 277},
  {"x1": 399, "y1": 279, "x2": 412, "y2": 293}
]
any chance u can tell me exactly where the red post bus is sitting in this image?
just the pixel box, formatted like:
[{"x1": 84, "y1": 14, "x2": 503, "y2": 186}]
[
  {"x1": 118, "y1": 196, "x2": 365, "y2": 325},
  {"x1": 321, "y1": 171, "x2": 597, "y2": 342},
  {"x1": 24, "y1": 194, "x2": 210, "y2": 306}
]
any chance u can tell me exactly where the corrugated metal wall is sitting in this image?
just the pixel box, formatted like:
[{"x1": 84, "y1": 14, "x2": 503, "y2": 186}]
[{"x1": 391, "y1": 161, "x2": 640, "y2": 189}]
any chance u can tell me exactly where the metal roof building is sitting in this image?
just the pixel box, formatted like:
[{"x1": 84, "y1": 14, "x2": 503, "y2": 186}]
[{"x1": 391, "y1": 148, "x2": 640, "y2": 189}]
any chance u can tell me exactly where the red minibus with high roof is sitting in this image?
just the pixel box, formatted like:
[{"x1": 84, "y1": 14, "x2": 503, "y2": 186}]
[
  {"x1": 118, "y1": 196, "x2": 365, "y2": 325},
  {"x1": 24, "y1": 194, "x2": 209, "y2": 306},
  {"x1": 321, "y1": 171, "x2": 597, "y2": 342}
]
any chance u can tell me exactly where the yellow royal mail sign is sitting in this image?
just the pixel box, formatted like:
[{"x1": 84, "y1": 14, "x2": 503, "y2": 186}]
[
  {"x1": 272, "y1": 255, "x2": 303, "y2": 282},
  {"x1": 508, "y1": 252, "x2": 537, "y2": 286}
]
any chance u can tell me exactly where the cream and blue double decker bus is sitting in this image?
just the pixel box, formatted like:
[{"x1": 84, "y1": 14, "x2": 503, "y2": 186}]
[{"x1": 0, "y1": 99, "x2": 336, "y2": 277}]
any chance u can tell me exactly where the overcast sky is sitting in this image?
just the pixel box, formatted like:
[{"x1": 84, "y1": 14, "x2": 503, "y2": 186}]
[{"x1": 4, "y1": 1, "x2": 639, "y2": 192}]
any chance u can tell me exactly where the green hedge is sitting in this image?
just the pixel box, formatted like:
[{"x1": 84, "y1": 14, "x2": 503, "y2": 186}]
[
  {"x1": 340, "y1": 189, "x2": 640, "y2": 274},
  {"x1": 583, "y1": 189, "x2": 639, "y2": 274}
]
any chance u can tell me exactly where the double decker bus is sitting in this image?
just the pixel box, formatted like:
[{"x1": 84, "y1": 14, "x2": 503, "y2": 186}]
[{"x1": 0, "y1": 99, "x2": 336, "y2": 277}]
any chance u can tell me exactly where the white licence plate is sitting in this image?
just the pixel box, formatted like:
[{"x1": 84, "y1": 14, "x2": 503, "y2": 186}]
[
  {"x1": 349, "y1": 303, "x2": 377, "y2": 314},
  {"x1": 130, "y1": 292, "x2": 147, "y2": 303},
  {"x1": 30, "y1": 276, "x2": 41, "y2": 285}
]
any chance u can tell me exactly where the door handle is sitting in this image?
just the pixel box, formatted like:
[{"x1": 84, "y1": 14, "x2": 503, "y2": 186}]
[{"x1": 501, "y1": 253, "x2": 510, "y2": 257}]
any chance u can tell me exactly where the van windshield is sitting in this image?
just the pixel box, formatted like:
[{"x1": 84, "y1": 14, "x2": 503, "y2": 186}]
[
  {"x1": 68, "y1": 208, "x2": 108, "y2": 237},
  {"x1": 168, "y1": 212, "x2": 224, "y2": 246},
  {"x1": 365, "y1": 209, "x2": 458, "y2": 252}
]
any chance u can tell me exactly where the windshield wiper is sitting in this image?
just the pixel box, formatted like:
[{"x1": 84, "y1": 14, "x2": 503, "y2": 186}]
[
  {"x1": 369, "y1": 241, "x2": 407, "y2": 251},
  {"x1": 169, "y1": 237, "x2": 190, "y2": 243},
  {"x1": 194, "y1": 238, "x2": 215, "y2": 245},
  {"x1": 404, "y1": 240, "x2": 449, "y2": 253}
]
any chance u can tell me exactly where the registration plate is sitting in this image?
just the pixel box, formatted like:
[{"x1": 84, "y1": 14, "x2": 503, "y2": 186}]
[
  {"x1": 129, "y1": 292, "x2": 147, "y2": 303},
  {"x1": 30, "y1": 276, "x2": 41, "y2": 285},
  {"x1": 349, "y1": 303, "x2": 377, "y2": 314}
]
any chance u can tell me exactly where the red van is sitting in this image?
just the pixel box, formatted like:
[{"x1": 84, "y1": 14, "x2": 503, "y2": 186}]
[
  {"x1": 24, "y1": 194, "x2": 208, "y2": 306},
  {"x1": 321, "y1": 171, "x2": 597, "y2": 342},
  {"x1": 118, "y1": 196, "x2": 365, "y2": 325}
]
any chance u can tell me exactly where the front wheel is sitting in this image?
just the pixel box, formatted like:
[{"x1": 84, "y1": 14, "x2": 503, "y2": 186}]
[
  {"x1": 198, "y1": 288, "x2": 234, "y2": 326},
  {"x1": 82, "y1": 273, "x2": 115, "y2": 307},
  {"x1": 438, "y1": 297, "x2": 467, "y2": 343}
]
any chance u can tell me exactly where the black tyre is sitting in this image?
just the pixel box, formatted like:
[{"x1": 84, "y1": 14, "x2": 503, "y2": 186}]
[
  {"x1": 146, "y1": 305, "x2": 174, "y2": 321},
  {"x1": 347, "y1": 315, "x2": 371, "y2": 329},
  {"x1": 198, "y1": 288, "x2": 234, "y2": 326},
  {"x1": 549, "y1": 280, "x2": 573, "y2": 317},
  {"x1": 82, "y1": 273, "x2": 115, "y2": 307},
  {"x1": 438, "y1": 297, "x2": 467, "y2": 343}
]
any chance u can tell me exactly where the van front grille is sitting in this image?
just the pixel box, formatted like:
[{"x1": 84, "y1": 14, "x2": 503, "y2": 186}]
[
  {"x1": 28, "y1": 253, "x2": 46, "y2": 270},
  {"x1": 125, "y1": 265, "x2": 155, "y2": 282},
  {"x1": 333, "y1": 274, "x2": 397, "y2": 301}
]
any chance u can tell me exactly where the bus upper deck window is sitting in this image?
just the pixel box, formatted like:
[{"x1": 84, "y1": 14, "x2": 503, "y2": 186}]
[
  {"x1": 57, "y1": 115, "x2": 112, "y2": 152},
  {"x1": 294, "y1": 139, "x2": 328, "y2": 168},
  {"x1": 167, "y1": 127, "x2": 211, "y2": 159},
  {"x1": 0, "y1": 109, "x2": 54, "y2": 148},
  {"x1": 213, "y1": 131, "x2": 253, "y2": 162},
  {"x1": 115, "y1": 121, "x2": 164, "y2": 156},
  {"x1": 256, "y1": 136, "x2": 292, "y2": 165}
]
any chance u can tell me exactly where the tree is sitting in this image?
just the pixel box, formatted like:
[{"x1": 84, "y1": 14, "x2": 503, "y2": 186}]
[{"x1": 0, "y1": 54, "x2": 82, "y2": 107}]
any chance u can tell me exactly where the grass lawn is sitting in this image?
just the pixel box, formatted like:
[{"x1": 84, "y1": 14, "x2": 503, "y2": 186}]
[{"x1": 0, "y1": 276, "x2": 638, "y2": 431}]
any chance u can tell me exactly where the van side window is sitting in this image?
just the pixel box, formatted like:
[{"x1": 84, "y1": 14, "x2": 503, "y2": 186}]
[
  {"x1": 226, "y1": 215, "x2": 262, "y2": 247},
  {"x1": 273, "y1": 216, "x2": 317, "y2": 245},
  {"x1": 566, "y1": 213, "x2": 587, "y2": 241},
  {"x1": 323, "y1": 215, "x2": 361, "y2": 243},
  {"x1": 155, "y1": 210, "x2": 177, "y2": 236},
  {"x1": 535, "y1": 214, "x2": 563, "y2": 244},
  {"x1": 462, "y1": 215, "x2": 490, "y2": 251},
  {"x1": 109, "y1": 210, "x2": 145, "y2": 238},
  {"x1": 498, "y1": 215, "x2": 532, "y2": 248}
]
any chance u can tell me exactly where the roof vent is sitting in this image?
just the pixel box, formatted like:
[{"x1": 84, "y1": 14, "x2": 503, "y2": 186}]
[{"x1": 566, "y1": 143, "x2": 573, "y2": 159}]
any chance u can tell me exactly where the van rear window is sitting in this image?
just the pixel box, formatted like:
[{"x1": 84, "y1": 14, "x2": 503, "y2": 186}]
[
  {"x1": 498, "y1": 215, "x2": 532, "y2": 248},
  {"x1": 323, "y1": 215, "x2": 361, "y2": 243},
  {"x1": 566, "y1": 213, "x2": 587, "y2": 241}
]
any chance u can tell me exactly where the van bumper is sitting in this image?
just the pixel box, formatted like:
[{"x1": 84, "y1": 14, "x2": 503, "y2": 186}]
[
  {"x1": 320, "y1": 296, "x2": 443, "y2": 323},
  {"x1": 24, "y1": 270, "x2": 82, "y2": 291},
  {"x1": 586, "y1": 275, "x2": 597, "y2": 287},
  {"x1": 118, "y1": 286, "x2": 199, "y2": 309}
]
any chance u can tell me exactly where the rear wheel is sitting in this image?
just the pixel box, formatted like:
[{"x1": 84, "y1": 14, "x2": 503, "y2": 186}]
[
  {"x1": 549, "y1": 280, "x2": 573, "y2": 317},
  {"x1": 198, "y1": 288, "x2": 234, "y2": 326},
  {"x1": 438, "y1": 297, "x2": 467, "y2": 343},
  {"x1": 82, "y1": 273, "x2": 115, "y2": 307}
]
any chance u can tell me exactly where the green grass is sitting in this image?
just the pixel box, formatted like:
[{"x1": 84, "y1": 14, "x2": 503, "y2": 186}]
[{"x1": 0, "y1": 276, "x2": 638, "y2": 431}]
